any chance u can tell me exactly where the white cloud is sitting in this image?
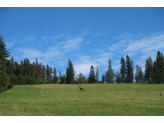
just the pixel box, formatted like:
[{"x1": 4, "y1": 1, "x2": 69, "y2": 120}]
[
  {"x1": 74, "y1": 56, "x2": 99, "y2": 76},
  {"x1": 48, "y1": 34, "x2": 63, "y2": 40},
  {"x1": 41, "y1": 36, "x2": 48, "y2": 43},
  {"x1": 92, "y1": 31, "x2": 106, "y2": 36},
  {"x1": 5, "y1": 41, "x2": 15, "y2": 48},
  {"x1": 60, "y1": 37, "x2": 84, "y2": 52}
]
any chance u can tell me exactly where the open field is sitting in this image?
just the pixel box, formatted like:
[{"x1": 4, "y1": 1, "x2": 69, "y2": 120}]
[{"x1": 0, "y1": 83, "x2": 164, "y2": 116}]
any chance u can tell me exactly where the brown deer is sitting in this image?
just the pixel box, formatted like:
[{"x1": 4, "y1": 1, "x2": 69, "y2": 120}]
[{"x1": 79, "y1": 86, "x2": 85, "y2": 91}]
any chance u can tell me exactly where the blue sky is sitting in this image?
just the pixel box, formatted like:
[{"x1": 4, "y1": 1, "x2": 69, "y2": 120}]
[{"x1": 0, "y1": 7, "x2": 164, "y2": 81}]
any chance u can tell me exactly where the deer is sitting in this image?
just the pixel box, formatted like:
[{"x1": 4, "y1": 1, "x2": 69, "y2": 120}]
[
  {"x1": 79, "y1": 86, "x2": 85, "y2": 91},
  {"x1": 160, "y1": 93, "x2": 163, "y2": 96}
]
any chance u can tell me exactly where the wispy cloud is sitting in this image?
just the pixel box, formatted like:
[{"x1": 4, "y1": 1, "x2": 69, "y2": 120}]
[
  {"x1": 74, "y1": 56, "x2": 99, "y2": 76},
  {"x1": 92, "y1": 31, "x2": 107, "y2": 36},
  {"x1": 5, "y1": 41, "x2": 15, "y2": 48},
  {"x1": 48, "y1": 34, "x2": 63, "y2": 40},
  {"x1": 59, "y1": 37, "x2": 84, "y2": 52},
  {"x1": 41, "y1": 36, "x2": 48, "y2": 43}
]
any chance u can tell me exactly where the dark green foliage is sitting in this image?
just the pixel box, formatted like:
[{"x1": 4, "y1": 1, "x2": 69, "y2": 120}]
[
  {"x1": 59, "y1": 71, "x2": 61, "y2": 83},
  {"x1": 78, "y1": 73, "x2": 83, "y2": 84},
  {"x1": 144, "y1": 57, "x2": 155, "y2": 84},
  {"x1": 120, "y1": 57, "x2": 126, "y2": 83},
  {"x1": 66, "y1": 59, "x2": 75, "y2": 84},
  {"x1": 18, "y1": 75, "x2": 25, "y2": 85},
  {"x1": 10, "y1": 74, "x2": 18, "y2": 85},
  {"x1": 154, "y1": 61, "x2": 161, "y2": 84},
  {"x1": 102, "y1": 74, "x2": 105, "y2": 83},
  {"x1": 115, "y1": 71, "x2": 121, "y2": 83},
  {"x1": 42, "y1": 65, "x2": 46, "y2": 83},
  {"x1": 105, "y1": 58, "x2": 115, "y2": 83},
  {"x1": 0, "y1": 58, "x2": 8, "y2": 92},
  {"x1": 46, "y1": 65, "x2": 51, "y2": 84},
  {"x1": 50, "y1": 67, "x2": 52, "y2": 84},
  {"x1": 96, "y1": 66, "x2": 99, "y2": 83},
  {"x1": 161, "y1": 53, "x2": 164, "y2": 84},
  {"x1": 125, "y1": 55, "x2": 134, "y2": 83},
  {"x1": 52, "y1": 67, "x2": 58, "y2": 84},
  {"x1": 135, "y1": 65, "x2": 144, "y2": 83},
  {"x1": 0, "y1": 35, "x2": 11, "y2": 59},
  {"x1": 88, "y1": 65, "x2": 96, "y2": 83},
  {"x1": 156, "y1": 51, "x2": 162, "y2": 84},
  {"x1": 60, "y1": 74, "x2": 66, "y2": 84}
]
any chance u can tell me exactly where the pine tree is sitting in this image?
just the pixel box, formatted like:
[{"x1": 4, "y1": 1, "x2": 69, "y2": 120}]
[
  {"x1": 102, "y1": 74, "x2": 105, "y2": 83},
  {"x1": 42, "y1": 65, "x2": 46, "y2": 83},
  {"x1": 88, "y1": 65, "x2": 96, "y2": 83},
  {"x1": 115, "y1": 71, "x2": 121, "y2": 83},
  {"x1": 0, "y1": 38, "x2": 11, "y2": 92},
  {"x1": 59, "y1": 71, "x2": 61, "y2": 83},
  {"x1": 130, "y1": 60, "x2": 134, "y2": 83},
  {"x1": 135, "y1": 65, "x2": 140, "y2": 83},
  {"x1": 52, "y1": 67, "x2": 58, "y2": 84},
  {"x1": 120, "y1": 57, "x2": 126, "y2": 83},
  {"x1": 0, "y1": 35, "x2": 11, "y2": 59},
  {"x1": 66, "y1": 59, "x2": 75, "y2": 84},
  {"x1": 125, "y1": 55, "x2": 133, "y2": 83},
  {"x1": 96, "y1": 66, "x2": 99, "y2": 83},
  {"x1": 138, "y1": 68, "x2": 144, "y2": 83},
  {"x1": 105, "y1": 58, "x2": 115, "y2": 83},
  {"x1": 78, "y1": 73, "x2": 83, "y2": 84},
  {"x1": 148, "y1": 57, "x2": 155, "y2": 84},
  {"x1": 154, "y1": 61, "x2": 161, "y2": 84},
  {"x1": 50, "y1": 67, "x2": 52, "y2": 84},
  {"x1": 46, "y1": 65, "x2": 50, "y2": 84},
  {"x1": 156, "y1": 51, "x2": 162, "y2": 84},
  {"x1": 161, "y1": 53, "x2": 164, "y2": 84}
]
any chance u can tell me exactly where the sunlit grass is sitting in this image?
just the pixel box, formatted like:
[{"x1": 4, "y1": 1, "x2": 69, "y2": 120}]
[{"x1": 0, "y1": 83, "x2": 164, "y2": 116}]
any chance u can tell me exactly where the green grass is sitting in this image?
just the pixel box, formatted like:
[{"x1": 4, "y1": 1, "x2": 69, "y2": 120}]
[{"x1": 0, "y1": 83, "x2": 164, "y2": 116}]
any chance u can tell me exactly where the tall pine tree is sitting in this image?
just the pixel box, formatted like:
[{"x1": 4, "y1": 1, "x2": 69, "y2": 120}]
[
  {"x1": 88, "y1": 65, "x2": 96, "y2": 83},
  {"x1": 120, "y1": 57, "x2": 126, "y2": 83},
  {"x1": 66, "y1": 59, "x2": 75, "y2": 84},
  {"x1": 105, "y1": 58, "x2": 115, "y2": 83},
  {"x1": 96, "y1": 66, "x2": 99, "y2": 83}
]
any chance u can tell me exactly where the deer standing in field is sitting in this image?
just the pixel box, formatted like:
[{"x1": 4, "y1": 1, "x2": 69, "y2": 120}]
[
  {"x1": 79, "y1": 86, "x2": 85, "y2": 91},
  {"x1": 160, "y1": 93, "x2": 163, "y2": 96}
]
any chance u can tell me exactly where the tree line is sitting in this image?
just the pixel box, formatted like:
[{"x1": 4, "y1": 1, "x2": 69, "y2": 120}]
[{"x1": 0, "y1": 34, "x2": 164, "y2": 93}]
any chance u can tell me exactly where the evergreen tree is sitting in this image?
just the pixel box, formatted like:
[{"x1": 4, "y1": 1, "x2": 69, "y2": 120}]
[
  {"x1": 0, "y1": 35, "x2": 11, "y2": 58},
  {"x1": 60, "y1": 74, "x2": 66, "y2": 84},
  {"x1": 10, "y1": 56, "x2": 15, "y2": 75},
  {"x1": 42, "y1": 65, "x2": 46, "y2": 83},
  {"x1": 102, "y1": 74, "x2": 105, "y2": 83},
  {"x1": 105, "y1": 58, "x2": 115, "y2": 83},
  {"x1": 59, "y1": 70, "x2": 61, "y2": 83},
  {"x1": 50, "y1": 67, "x2": 52, "y2": 84},
  {"x1": 125, "y1": 55, "x2": 133, "y2": 83},
  {"x1": 148, "y1": 57, "x2": 155, "y2": 84},
  {"x1": 52, "y1": 67, "x2": 58, "y2": 84},
  {"x1": 154, "y1": 61, "x2": 160, "y2": 84},
  {"x1": 0, "y1": 38, "x2": 12, "y2": 92},
  {"x1": 66, "y1": 59, "x2": 75, "y2": 84},
  {"x1": 138, "y1": 68, "x2": 144, "y2": 83},
  {"x1": 135, "y1": 65, "x2": 140, "y2": 83},
  {"x1": 120, "y1": 57, "x2": 126, "y2": 83},
  {"x1": 78, "y1": 73, "x2": 83, "y2": 84},
  {"x1": 96, "y1": 66, "x2": 99, "y2": 83},
  {"x1": 156, "y1": 51, "x2": 162, "y2": 84},
  {"x1": 88, "y1": 65, "x2": 96, "y2": 83},
  {"x1": 130, "y1": 60, "x2": 134, "y2": 83},
  {"x1": 161, "y1": 53, "x2": 164, "y2": 84},
  {"x1": 46, "y1": 65, "x2": 50, "y2": 84},
  {"x1": 115, "y1": 71, "x2": 121, "y2": 83}
]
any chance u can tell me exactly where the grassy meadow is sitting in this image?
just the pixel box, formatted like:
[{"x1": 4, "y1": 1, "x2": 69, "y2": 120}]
[{"x1": 0, "y1": 83, "x2": 164, "y2": 116}]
